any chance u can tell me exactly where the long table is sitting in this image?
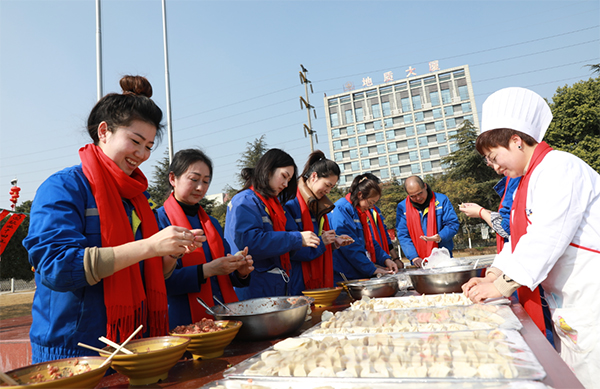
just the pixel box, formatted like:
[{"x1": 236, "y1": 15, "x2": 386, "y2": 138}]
[{"x1": 95, "y1": 292, "x2": 584, "y2": 388}]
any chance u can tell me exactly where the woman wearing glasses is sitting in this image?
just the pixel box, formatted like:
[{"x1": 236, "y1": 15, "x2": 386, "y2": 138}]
[{"x1": 329, "y1": 173, "x2": 398, "y2": 283}]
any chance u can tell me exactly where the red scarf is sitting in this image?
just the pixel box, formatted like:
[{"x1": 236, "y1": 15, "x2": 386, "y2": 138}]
[
  {"x1": 79, "y1": 144, "x2": 168, "y2": 342},
  {"x1": 163, "y1": 194, "x2": 238, "y2": 322},
  {"x1": 369, "y1": 209, "x2": 390, "y2": 254},
  {"x1": 345, "y1": 194, "x2": 376, "y2": 263},
  {"x1": 297, "y1": 189, "x2": 333, "y2": 290},
  {"x1": 511, "y1": 141, "x2": 553, "y2": 334},
  {"x1": 251, "y1": 187, "x2": 291, "y2": 275},
  {"x1": 405, "y1": 193, "x2": 438, "y2": 259}
]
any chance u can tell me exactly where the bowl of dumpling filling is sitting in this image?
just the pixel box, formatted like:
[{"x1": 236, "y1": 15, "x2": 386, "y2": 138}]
[
  {"x1": 2, "y1": 357, "x2": 109, "y2": 388},
  {"x1": 170, "y1": 318, "x2": 242, "y2": 359}
]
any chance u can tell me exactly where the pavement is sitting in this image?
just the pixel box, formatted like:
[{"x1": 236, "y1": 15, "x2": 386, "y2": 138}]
[{"x1": 0, "y1": 314, "x2": 32, "y2": 371}]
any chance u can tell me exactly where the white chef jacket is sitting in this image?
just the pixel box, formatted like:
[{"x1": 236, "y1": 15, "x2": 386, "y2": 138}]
[{"x1": 493, "y1": 150, "x2": 600, "y2": 388}]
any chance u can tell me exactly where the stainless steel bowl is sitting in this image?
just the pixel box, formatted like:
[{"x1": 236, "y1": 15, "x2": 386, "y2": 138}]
[
  {"x1": 345, "y1": 277, "x2": 399, "y2": 300},
  {"x1": 407, "y1": 265, "x2": 488, "y2": 294},
  {"x1": 208, "y1": 296, "x2": 309, "y2": 340}
]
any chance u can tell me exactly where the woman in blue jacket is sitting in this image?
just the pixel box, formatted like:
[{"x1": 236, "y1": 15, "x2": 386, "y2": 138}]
[
  {"x1": 23, "y1": 76, "x2": 204, "y2": 363},
  {"x1": 329, "y1": 174, "x2": 398, "y2": 283},
  {"x1": 284, "y1": 150, "x2": 353, "y2": 295},
  {"x1": 156, "y1": 149, "x2": 254, "y2": 329},
  {"x1": 224, "y1": 148, "x2": 320, "y2": 299}
]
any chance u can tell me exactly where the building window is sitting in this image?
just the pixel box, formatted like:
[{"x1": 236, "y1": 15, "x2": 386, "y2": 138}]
[
  {"x1": 444, "y1": 105, "x2": 454, "y2": 116},
  {"x1": 414, "y1": 111, "x2": 424, "y2": 122},
  {"x1": 333, "y1": 140, "x2": 342, "y2": 150},
  {"x1": 356, "y1": 123, "x2": 366, "y2": 134},
  {"x1": 384, "y1": 118, "x2": 393, "y2": 128},
  {"x1": 433, "y1": 108, "x2": 443, "y2": 119},
  {"x1": 446, "y1": 118, "x2": 456, "y2": 129},
  {"x1": 463, "y1": 114, "x2": 473, "y2": 123},
  {"x1": 409, "y1": 150, "x2": 419, "y2": 161},
  {"x1": 375, "y1": 132, "x2": 384, "y2": 142},
  {"x1": 360, "y1": 147, "x2": 368, "y2": 157},
  {"x1": 347, "y1": 125, "x2": 356, "y2": 135},
  {"x1": 362, "y1": 159, "x2": 371, "y2": 169},
  {"x1": 436, "y1": 133, "x2": 447, "y2": 143},
  {"x1": 331, "y1": 128, "x2": 340, "y2": 138},
  {"x1": 406, "y1": 126, "x2": 415, "y2": 137},
  {"x1": 330, "y1": 112, "x2": 339, "y2": 127},
  {"x1": 450, "y1": 142, "x2": 459, "y2": 152},
  {"x1": 355, "y1": 107, "x2": 364, "y2": 122},
  {"x1": 411, "y1": 163, "x2": 421, "y2": 174},
  {"x1": 338, "y1": 176, "x2": 346, "y2": 185},
  {"x1": 391, "y1": 166, "x2": 400, "y2": 176},
  {"x1": 386, "y1": 129, "x2": 395, "y2": 140},
  {"x1": 345, "y1": 109, "x2": 354, "y2": 124},
  {"x1": 334, "y1": 152, "x2": 343, "y2": 161},
  {"x1": 358, "y1": 135, "x2": 367, "y2": 145},
  {"x1": 404, "y1": 114, "x2": 413, "y2": 124},
  {"x1": 416, "y1": 124, "x2": 426, "y2": 134},
  {"x1": 441, "y1": 89, "x2": 451, "y2": 104},
  {"x1": 389, "y1": 154, "x2": 399, "y2": 165},
  {"x1": 401, "y1": 97, "x2": 411, "y2": 112},
  {"x1": 412, "y1": 94, "x2": 422, "y2": 110},
  {"x1": 407, "y1": 138, "x2": 417, "y2": 149},
  {"x1": 380, "y1": 168, "x2": 390, "y2": 179},
  {"x1": 377, "y1": 144, "x2": 386, "y2": 154},
  {"x1": 461, "y1": 102, "x2": 472, "y2": 113},
  {"x1": 374, "y1": 121, "x2": 383, "y2": 130},
  {"x1": 435, "y1": 120, "x2": 444, "y2": 132},
  {"x1": 379, "y1": 156, "x2": 388, "y2": 167},
  {"x1": 422, "y1": 161, "x2": 432, "y2": 172},
  {"x1": 372, "y1": 103, "x2": 381, "y2": 118},
  {"x1": 382, "y1": 101, "x2": 391, "y2": 117},
  {"x1": 418, "y1": 136, "x2": 428, "y2": 147},
  {"x1": 439, "y1": 145, "x2": 449, "y2": 156},
  {"x1": 430, "y1": 91, "x2": 440, "y2": 106},
  {"x1": 420, "y1": 149, "x2": 430, "y2": 160},
  {"x1": 458, "y1": 85, "x2": 469, "y2": 101},
  {"x1": 348, "y1": 137, "x2": 357, "y2": 147},
  {"x1": 349, "y1": 149, "x2": 358, "y2": 159},
  {"x1": 387, "y1": 141, "x2": 397, "y2": 152}
]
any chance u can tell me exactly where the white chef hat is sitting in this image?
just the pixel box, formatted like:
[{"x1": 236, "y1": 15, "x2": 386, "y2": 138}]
[{"x1": 481, "y1": 87, "x2": 553, "y2": 142}]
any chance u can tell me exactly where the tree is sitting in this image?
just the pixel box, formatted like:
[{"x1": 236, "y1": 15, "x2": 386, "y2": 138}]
[
  {"x1": 378, "y1": 179, "x2": 405, "y2": 229},
  {"x1": 235, "y1": 135, "x2": 268, "y2": 187},
  {"x1": 545, "y1": 77, "x2": 600, "y2": 173},
  {"x1": 0, "y1": 201, "x2": 34, "y2": 280},
  {"x1": 147, "y1": 150, "x2": 172, "y2": 207}
]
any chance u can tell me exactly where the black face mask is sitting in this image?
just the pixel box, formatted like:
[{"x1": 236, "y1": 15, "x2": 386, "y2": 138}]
[{"x1": 409, "y1": 185, "x2": 433, "y2": 211}]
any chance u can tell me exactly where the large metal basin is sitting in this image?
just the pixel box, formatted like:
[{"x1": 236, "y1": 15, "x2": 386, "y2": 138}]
[
  {"x1": 407, "y1": 265, "x2": 488, "y2": 294},
  {"x1": 344, "y1": 277, "x2": 399, "y2": 300},
  {"x1": 209, "y1": 296, "x2": 309, "y2": 340}
]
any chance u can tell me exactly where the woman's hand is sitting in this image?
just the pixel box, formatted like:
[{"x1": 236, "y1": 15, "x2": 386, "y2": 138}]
[
  {"x1": 334, "y1": 234, "x2": 354, "y2": 247},
  {"x1": 300, "y1": 231, "x2": 320, "y2": 248},
  {"x1": 321, "y1": 230, "x2": 337, "y2": 246},
  {"x1": 147, "y1": 226, "x2": 203, "y2": 258},
  {"x1": 235, "y1": 247, "x2": 254, "y2": 278},
  {"x1": 459, "y1": 202, "x2": 483, "y2": 219},
  {"x1": 384, "y1": 258, "x2": 398, "y2": 274},
  {"x1": 463, "y1": 280, "x2": 502, "y2": 303},
  {"x1": 204, "y1": 250, "x2": 253, "y2": 279}
]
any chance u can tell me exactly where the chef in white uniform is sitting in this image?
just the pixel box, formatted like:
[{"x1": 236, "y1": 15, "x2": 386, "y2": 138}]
[{"x1": 462, "y1": 87, "x2": 600, "y2": 388}]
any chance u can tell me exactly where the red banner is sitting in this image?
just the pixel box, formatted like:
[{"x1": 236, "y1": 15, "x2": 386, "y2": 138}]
[
  {"x1": 0, "y1": 209, "x2": 9, "y2": 221},
  {"x1": 0, "y1": 213, "x2": 27, "y2": 256}
]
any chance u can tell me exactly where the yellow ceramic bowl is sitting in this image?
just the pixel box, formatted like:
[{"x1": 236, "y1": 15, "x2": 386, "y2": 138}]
[
  {"x1": 170, "y1": 320, "x2": 242, "y2": 359},
  {"x1": 3, "y1": 356, "x2": 109, "y2": 388},
  {"x1": 102, "y1": 336, "x2": 190, "y2": 386},
  {"x1": 302, "y1": 287, "x2": 343, "y2": 307}
]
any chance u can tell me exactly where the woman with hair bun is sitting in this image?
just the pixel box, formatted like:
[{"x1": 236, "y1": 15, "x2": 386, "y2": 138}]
[
  {"x1": 23, "y1": 76, "x2": 205, "y2": 363},
  {"x1": 329, "y1": 173, "x2": 398, "y2": 283},
  {"x1": 156, "y1": 148, "x2": 253, "y2": 329},
  {"x1": 284, "y1": 150, "x2": 353, "y2": 295},
  {"x1": 224, "y1": 148, "x2": 320, "y2": 299}
]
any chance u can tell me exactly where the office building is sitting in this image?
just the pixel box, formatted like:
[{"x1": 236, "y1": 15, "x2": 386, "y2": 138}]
[{"x1": 324, "y1": 64, "x2": 479, "y2": 187}]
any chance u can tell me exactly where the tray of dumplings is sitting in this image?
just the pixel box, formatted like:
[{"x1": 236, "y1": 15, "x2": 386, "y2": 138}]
[
  {"x1": 223, "y1": 330, "x2": 545, "y2": 382},
  {"x1": 204, "y1": 378, "x2": 550, "y2": 389},
  {"x1": 349, "y1": 293, "x2": 477, "y2": 311},
  {"x1": 302, "y1": 304, "x2": 521, "y2": 338}
]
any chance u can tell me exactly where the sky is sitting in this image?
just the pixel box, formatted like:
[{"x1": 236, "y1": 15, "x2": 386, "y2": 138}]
[{"x1": 1, "y1": 0, "x2": 599, "y2": 208}]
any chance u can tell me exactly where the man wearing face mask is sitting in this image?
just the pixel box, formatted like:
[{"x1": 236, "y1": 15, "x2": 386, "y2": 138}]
[{"x1": 395, "y1": 176, "x2": 460, "y2": 267}]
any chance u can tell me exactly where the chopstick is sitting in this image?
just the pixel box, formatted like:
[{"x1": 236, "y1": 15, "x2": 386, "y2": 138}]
[
  {"x1": 0, "y1": 371, "x2": 19, "y2": 386},
  {"x1": 98, "y1": 336, "x2": 133, "y2": 354},
  {"x1": 100, "y1": 324, "x2": 143, "y2": 368},
  {"x1": 77, "y1": 342, "x2": 112, "y2": 354}
]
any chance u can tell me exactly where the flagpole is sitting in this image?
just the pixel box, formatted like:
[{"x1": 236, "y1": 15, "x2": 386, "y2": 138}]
[
  {"x1": 95, "y1": 0, "x2": 103, "y2": 100},
  {"x1": 161, "y1": 0, "x2": 174, "y2": 164}
]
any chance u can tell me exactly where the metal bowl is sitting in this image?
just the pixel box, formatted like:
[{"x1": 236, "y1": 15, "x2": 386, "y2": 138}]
[
  {"x1": 209, "y1": 296, "x2": 309, "y2": 340},
  {"x1": 407, "y1": 265, "x2": 488, "y2": 294},
  {"x1": 344, "y1": 277, "x2": 399, "y2": 300}
]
